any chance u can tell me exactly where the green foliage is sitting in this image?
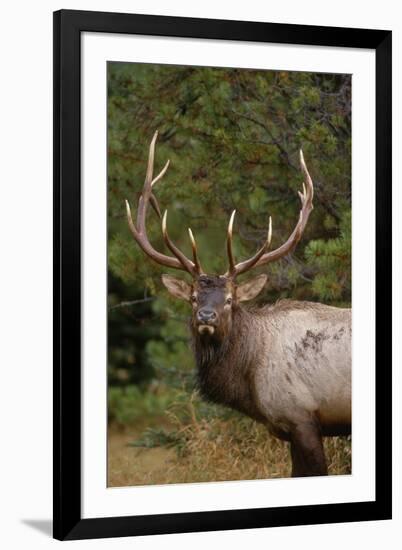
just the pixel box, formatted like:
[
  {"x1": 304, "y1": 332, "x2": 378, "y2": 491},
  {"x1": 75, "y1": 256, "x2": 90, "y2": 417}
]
[
  {"x1": 108, "y1": 384, "x2": 173, "y2": 425},
  {"x1": 305, "y1": 210, "x2": 351, "y2": 302}
]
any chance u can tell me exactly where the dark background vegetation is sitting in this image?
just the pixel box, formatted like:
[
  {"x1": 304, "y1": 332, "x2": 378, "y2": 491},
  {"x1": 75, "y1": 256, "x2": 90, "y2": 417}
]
[{"x1": 107, "y1": 62, "x2": 352, "y2": 486}]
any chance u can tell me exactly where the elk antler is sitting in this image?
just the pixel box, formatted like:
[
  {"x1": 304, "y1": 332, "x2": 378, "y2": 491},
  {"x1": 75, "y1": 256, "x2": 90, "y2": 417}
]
[
  {"x1": 225, "y1": 150, "x2": 314, "y2": 278},
  {"x1": 125, "y1": 131, "x2": 203, "y2": 277}
]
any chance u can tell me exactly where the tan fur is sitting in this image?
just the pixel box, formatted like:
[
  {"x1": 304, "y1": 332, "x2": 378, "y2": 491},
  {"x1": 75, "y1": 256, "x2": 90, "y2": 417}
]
[{"x1": 251, "y1": 300, "x2": 351, "y2": 436}]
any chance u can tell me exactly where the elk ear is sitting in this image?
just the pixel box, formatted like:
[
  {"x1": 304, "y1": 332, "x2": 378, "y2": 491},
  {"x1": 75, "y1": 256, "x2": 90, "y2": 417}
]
[
  {"x1": 236, "y1": 274, "x2": 267, "y2": 302},
  {"x1": 161, "y1": 274, "x2": 192, "y2": 301}
]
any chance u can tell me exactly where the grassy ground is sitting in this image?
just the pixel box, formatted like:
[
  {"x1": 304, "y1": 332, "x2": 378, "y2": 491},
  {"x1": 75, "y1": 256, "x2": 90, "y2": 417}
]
[
  {"x1": 108, "y1": 421, "x2": 177, "y2": 487},
  {"x1": 107, "y1": 412, "x2": 351, "y2": 487}
]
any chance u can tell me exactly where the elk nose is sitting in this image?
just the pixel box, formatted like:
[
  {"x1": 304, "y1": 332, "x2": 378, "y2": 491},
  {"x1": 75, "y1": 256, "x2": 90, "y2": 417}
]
[{"x1": 197, "y1": 308, "x2": 217, "y2": 323}]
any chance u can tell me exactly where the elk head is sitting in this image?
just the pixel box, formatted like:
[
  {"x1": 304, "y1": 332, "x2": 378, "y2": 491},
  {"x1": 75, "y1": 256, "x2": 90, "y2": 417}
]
[{"x1": 125, "y1": 132, "x2": 314, "y2": 341}]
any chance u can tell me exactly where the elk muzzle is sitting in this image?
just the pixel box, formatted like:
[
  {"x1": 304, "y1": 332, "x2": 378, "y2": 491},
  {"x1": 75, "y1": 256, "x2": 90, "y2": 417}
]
[{"x1": 196, "y1": 307, "x2": 218, "y2": 335}]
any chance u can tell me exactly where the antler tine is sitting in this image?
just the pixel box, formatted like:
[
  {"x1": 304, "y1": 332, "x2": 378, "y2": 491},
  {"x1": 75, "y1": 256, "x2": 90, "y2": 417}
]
[
  {"x1": 161, "y1": 211, "x2": 198, "y2": 275},
  {"x1": 151, "y1": 159, "x2": 170, "y2": 187},
  {"x1": 146, "y1": 159, "x2": 169, "y2": 219},
  {"x1": 125, "y1": 199, "x2": 138, "y2": 239},
  {"x1": 299, "y1": 149, "x2": 314, "y2": 203},
  {"x1": 125, "y1": 132, "x2": 199, "y2": 276},
  {"x1": 136, "y1": 131, "x2": 157, "y2": 231},
  {"x1": 227, "y1": 149, "x2": 314, "y2": 278},
  {"x1": 226, "y1": 210, "x2": 237, "y2": 276},
  {"x1": 148, "y1": 159, "x2": 170, "y2": 219},
  {"x1": 188, "y1": 228, "x2": 204, "y2": 275},
  {"x1": 298, "y1": 182, "x2": 307, "y2": 204},
  {"x1": 225, "y1": 215, "x2": 272, "y2": 277},
  {"x1": 146, "y1": 131, "x2": 158, "y2": 183}
]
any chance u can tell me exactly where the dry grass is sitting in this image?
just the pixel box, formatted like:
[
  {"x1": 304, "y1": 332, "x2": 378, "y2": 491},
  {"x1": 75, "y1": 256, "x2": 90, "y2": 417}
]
[{"x1": 108, "y1": 398, "x2": 351, "y2": 487}]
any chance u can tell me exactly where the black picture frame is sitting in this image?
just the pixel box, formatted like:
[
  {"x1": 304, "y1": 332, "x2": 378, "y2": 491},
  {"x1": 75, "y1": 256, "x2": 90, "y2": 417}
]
[{"x1": 53, "y1": 9, "x2": 392, "y2": 541}]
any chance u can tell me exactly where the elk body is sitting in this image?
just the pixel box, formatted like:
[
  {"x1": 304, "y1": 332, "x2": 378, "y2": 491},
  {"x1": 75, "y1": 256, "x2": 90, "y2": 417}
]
[{"x1": 125, "y1": 132, "x2": 351, "y2": 477}]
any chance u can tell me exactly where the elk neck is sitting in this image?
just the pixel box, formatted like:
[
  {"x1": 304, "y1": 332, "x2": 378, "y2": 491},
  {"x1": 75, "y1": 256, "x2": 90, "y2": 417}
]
[{"x1": 191, "y1": 305, "x2": 266, "y2": 422}]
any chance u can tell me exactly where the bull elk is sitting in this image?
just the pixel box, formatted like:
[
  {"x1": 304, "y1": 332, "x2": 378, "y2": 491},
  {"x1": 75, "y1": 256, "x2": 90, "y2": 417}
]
[{"x1": 125, "y1": 132, "x2": 351, "y2": 477}]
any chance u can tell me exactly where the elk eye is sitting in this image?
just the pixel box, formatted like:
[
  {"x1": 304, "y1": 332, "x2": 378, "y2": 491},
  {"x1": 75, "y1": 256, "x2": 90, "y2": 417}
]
[{"x1": 226, "y1": 297, "x2": 232, "y2": 305}]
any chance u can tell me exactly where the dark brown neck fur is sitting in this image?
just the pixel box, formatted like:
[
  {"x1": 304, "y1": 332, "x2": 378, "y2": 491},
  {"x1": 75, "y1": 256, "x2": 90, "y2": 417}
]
[{"x1": 191, "y1": 306, "x2": 266, "y2": 422}]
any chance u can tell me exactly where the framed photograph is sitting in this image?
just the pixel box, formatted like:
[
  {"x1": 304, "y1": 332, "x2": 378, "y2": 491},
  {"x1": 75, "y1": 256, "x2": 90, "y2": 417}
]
[{"x1": 53, "y1": 9, "x2": 392, "y2": 541}]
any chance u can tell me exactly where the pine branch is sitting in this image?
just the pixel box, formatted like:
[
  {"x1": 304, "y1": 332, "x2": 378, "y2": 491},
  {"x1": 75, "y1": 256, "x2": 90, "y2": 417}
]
[{"x1": 109, "y1": 297, "x2": 155, "y2": 310}]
